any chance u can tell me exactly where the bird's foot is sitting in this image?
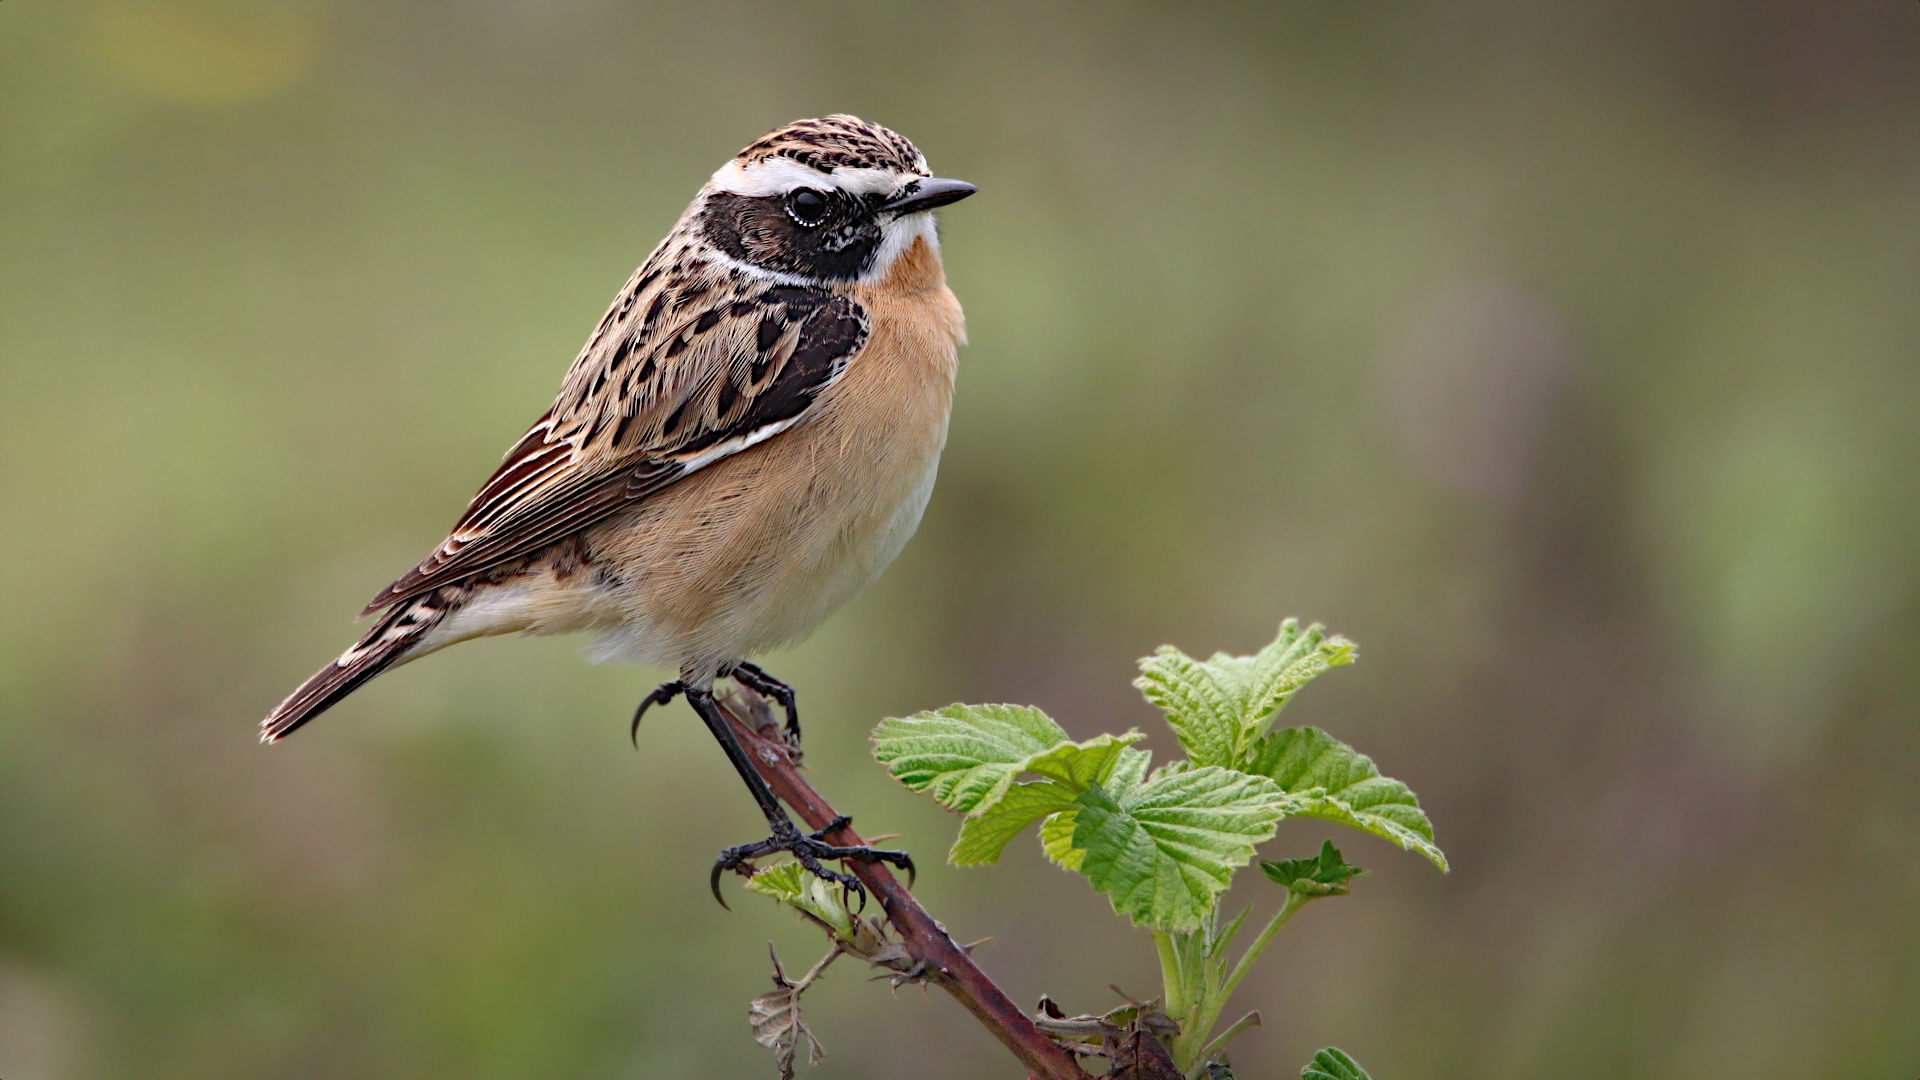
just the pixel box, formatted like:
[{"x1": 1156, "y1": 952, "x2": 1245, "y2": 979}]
[
  {"x1": 731, "y1": 661, "x2": 802, "y2": 755},
  {"x1": 710, "y1": 814, "x2": 915, "y2": 909},
  {"x1": 629, "y1": 680, "x2": 685, "y2": 746}
]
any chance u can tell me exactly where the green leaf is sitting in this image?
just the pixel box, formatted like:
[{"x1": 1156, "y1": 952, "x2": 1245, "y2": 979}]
[
  {"x1": 1248, "y1": 726, "x2": 1447, "y2": 871},
  {"x1": 1038, "y1": 747, "x2": 1155, "y2": 872},
  {"x1": 1302, "y1": 1046, "x2": 1372, "y2": 1080},
  {"x1": 1133, "y1": 646, "x2": 1241, "y2": 768},
  {"x1": 950, "y1": 781, "x2": 1078, "y2": 865},
  {"x1": 1260, "y1": 840, "x2": 1364, "y2": 897},
  {"x1": 1134, "y1": 619, "x2": 1357, "y2": 769},
  {"x1": 946, "y1": 733, "x2": 1147, "y2": 865},
  {"x1": 1024, "y1": 731, "x2": 1145, "y2": 789},
  {"x1": 871, "y1": 705, "x2": 1149, "y2": 819},
  {"x1": 1107, "y1": 746, "x2": 1157, "y2": 789},
  {"x1": 744, "y1": 862, "x2": 856, "y2": 939},
  {"x1": 1071, "y1": 766, "x2": 1291, "y2": 931},
  {"x1": 871, "y1": 704, "x2": 1068, "y2": 814},
  {"x1": 1038, "y1": 809, "x2": 1085, "y2": 870}
]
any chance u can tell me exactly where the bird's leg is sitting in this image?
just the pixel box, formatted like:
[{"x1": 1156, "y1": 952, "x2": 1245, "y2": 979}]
[
  {"x1": 730, "y1": 661, "x2": 801, "y2": 752},
  {"x1": 628, "y1": 680, "x2": 685, "y2": 747},
  {"x1": 682, "y1": 685, "x2": 914, "y2": 907}
]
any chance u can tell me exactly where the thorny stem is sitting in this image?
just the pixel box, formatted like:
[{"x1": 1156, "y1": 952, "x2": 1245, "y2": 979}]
[{"x1": 713, "y1": 693, "x2": 1092, "y2": 1080}]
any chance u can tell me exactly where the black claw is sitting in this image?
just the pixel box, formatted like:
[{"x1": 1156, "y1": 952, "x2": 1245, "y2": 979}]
[
  {"x1": 710, "y1": 838, "x2": 775, "y2": 909},
  {"x1": 733, "y1": 662, "x2": 802, "y2": 749},
  {"x1": 809, "y1": 815, "x2": 854, "y2": 841},
  {"x1": 630, "y1": 680, "x2": 685, "y2": 747},
  {"x1": 708, "y1": 816, "x2": 913, "y2": 911},
  {"x1": 675, "y1": 678, "x2": 909, "y2": 912},
  {"x1": 802, "y1": 815, "x2": 913, "y2": 888}
]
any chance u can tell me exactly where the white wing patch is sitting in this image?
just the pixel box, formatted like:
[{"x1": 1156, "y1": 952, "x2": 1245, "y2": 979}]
[{"x1": 680, "y1": 414, "x2": 807, "y2": 472}]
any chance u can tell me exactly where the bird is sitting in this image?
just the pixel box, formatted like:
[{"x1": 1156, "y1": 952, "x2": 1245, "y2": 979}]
[{"x1": 261, "y1": 115, "x2": 974, "y2": 894}]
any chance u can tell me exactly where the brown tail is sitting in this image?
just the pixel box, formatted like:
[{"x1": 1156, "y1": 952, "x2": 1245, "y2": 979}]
[{"x1": 260, "y1": 594, "x2": 452, "y2": 742}]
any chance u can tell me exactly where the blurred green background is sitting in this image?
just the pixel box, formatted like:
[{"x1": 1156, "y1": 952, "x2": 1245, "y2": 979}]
[{"x1": 4, "y1": 2, "x2": 1919, "y2": 1077}]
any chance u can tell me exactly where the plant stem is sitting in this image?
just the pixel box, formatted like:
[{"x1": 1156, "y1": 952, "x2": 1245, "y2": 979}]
[
  {"x1": 1155, "y1": 930, "x2": 1188, "y2": 1024},
  {"x1": 1168, "y1": 891, "x2": 1312, "y2": 1077},
  {"x1": 1218, "y1": 889, "x2": 1310, "y2": 1008},
  {"x1": 716, "y1": 694, "x2": 1092, "y2": 1080},
  {"x1": 1196, "y1": 1009, "x2": 1261, "y2": 1065},
  {"x1": 1159, "y1": 928, "x2": 1211, "y2": 1075}
]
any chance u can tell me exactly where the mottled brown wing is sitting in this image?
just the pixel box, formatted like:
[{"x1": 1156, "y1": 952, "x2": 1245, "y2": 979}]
[{"x1": 361, "y1": 275, "x2": 868, "y2": 616}]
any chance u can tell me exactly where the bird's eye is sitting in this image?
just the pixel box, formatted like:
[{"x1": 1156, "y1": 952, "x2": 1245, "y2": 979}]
[{"x1": 786, "y1": 188, "x2": 828, "y2": 226}]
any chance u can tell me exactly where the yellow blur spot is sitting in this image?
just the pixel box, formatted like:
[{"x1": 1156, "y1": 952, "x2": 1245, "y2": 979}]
[{"x1": 92, "y1": 1, "x2": 324, "y2": 104}]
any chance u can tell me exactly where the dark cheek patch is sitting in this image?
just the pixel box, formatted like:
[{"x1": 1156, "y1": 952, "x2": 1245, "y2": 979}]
[{"x1": 701, "y1": 193, "x2": 883, "y2": 281}]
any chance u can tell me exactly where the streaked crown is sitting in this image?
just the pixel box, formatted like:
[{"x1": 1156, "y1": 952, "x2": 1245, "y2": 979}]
[
  {"x1": 736, "y1": 114, "x2": 928, "y2": 177},
  {"x1": 708, "y1": 115, "x2": 931, "y2": 201}
]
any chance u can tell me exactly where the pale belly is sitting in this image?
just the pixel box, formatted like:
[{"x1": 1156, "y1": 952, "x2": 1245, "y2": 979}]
[
  {"x1": 410, "y1": 239, "x2": 962, "y2": 680},
  {"x1": 576, "y1": 410, "x2": 949, "y2": 674},
  {"x1": 712, "y1": 449, "x2": 940, "y2": 655},
  {"x1": 412, "y1": 429, "x2": 945, "y2": 677}
]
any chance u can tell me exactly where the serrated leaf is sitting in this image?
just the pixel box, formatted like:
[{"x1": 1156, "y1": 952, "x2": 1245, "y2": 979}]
[
  {"x1": 1038, "y1": 746, "x2": 1154, "y2": 871},
  {"x1": 1134, "y1": 619, "x2": 1357, "y2": 769},
  {"x1": 1108, "y1": 746, "x2": 1156, "y2": 789},
  {"x1": 1071, "y1": 767, "x2": 1291, "y2": 930},
  {"x1": 946, "y1": 733, "x2": 1146, "y2": 866},
  {"x1": 1260, "y1": 839, "x2": 1364, "y2": 897},
  {"x1": 874, "y1": 706, "x2": 1152, "y2": 824},
  {"x1": 871, "y1": 704, "x2": 1069, "y2": 814},
  {"x1": 1248, "y1": 726, "x2": 1447, "y2": 872},
  {"x1": 745, "y1": 862, "x2": 856, "y2": 939},
  {"x1": 1134, "y1": 646, "x2": 1242, "y2": 767},
  {"x1": 950, "y1": 781, "x2": 1078, "y2": 865},
  {"x1": 1231, "y1": 620, "x2": 1356, "y2": 731},
  {"x1": 1302, "y1": 1046, "x2": 1372, "y2": 1080},
  {"x1": 1024, "y1": 730, "x2": 1146, "y2": 788}
]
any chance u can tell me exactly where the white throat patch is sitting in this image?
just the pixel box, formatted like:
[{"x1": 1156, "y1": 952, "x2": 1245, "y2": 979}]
[{"x1": 863, "y1": 211, "x2": 940, "y2": 284}]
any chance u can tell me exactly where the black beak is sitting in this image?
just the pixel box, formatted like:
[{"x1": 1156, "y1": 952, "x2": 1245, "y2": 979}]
[{"x1": 880, "y1": 177, "x2": 977, "y2": 216}]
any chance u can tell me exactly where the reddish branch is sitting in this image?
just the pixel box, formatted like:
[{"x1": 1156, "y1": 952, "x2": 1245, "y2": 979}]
[{"x1": 714, "y1": 695, "x2": 1093, "y2": 1080}]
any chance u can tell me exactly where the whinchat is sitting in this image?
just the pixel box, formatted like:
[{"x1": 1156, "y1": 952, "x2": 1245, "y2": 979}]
[{"x1": 263, "y1": 116, "x2": 975, "y2": 890}]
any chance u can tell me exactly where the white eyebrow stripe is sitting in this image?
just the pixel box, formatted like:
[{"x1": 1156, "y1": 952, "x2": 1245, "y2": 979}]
[
  {"x1": 824, "y1": 167, "x2": 903, "y2": 196},
  {"x1": 708, "y1": 158, "x2": 913, "y2": 198},
  {"x1": 709, "y1": 158, "x2": 821, "y2": 195}
]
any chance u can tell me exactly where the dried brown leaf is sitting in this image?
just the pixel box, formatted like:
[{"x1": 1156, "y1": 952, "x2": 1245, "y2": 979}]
[{"x1": 747, "y1": 945, "x2": 837, "y2": 1080}]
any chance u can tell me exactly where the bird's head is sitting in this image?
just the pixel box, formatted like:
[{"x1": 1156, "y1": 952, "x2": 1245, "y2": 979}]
[{"x1": 699, "y1": 115, "x2": 975, "y2": 284}]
